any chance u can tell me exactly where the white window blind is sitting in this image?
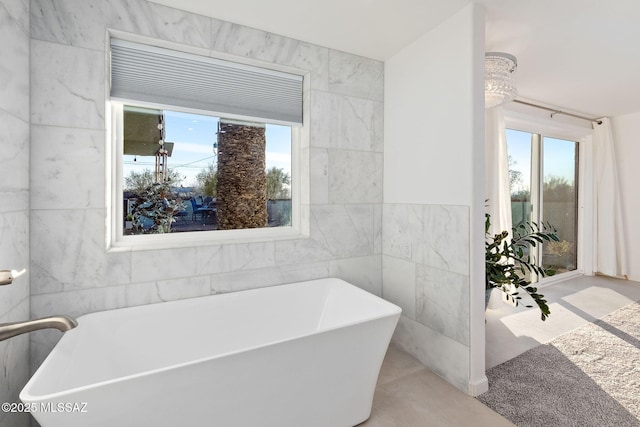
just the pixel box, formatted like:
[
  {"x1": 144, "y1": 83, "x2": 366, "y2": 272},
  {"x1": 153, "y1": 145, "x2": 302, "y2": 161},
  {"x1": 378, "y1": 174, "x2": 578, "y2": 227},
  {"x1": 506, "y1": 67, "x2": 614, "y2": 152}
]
[{"x1": 110, "y1": 39, "x2": 303, "y2": 126}]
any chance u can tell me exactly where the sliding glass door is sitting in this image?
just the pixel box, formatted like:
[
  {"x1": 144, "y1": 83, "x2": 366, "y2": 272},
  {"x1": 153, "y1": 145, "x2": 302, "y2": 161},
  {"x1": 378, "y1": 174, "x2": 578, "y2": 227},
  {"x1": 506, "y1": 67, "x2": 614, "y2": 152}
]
[{"x1": 506, "y1": 129, "x2": 579, "y2": 282}]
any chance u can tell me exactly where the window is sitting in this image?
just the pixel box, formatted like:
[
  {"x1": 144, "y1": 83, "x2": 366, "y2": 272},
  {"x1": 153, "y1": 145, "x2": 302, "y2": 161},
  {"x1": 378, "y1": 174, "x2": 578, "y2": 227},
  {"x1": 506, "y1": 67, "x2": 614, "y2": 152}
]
[
  {"x1": 108, "y1": 37, "x2": 306, "y2": 248},
  {"x1": 507, "y1": 129, "x2": 579, "y2": 280}
]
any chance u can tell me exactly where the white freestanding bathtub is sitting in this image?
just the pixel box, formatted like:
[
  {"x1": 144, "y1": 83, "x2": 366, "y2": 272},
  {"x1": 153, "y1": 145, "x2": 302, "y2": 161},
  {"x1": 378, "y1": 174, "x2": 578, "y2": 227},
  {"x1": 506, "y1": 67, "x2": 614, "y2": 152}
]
[{"x1": 21, "y1": 278, "x2": 401, "y2": 427}]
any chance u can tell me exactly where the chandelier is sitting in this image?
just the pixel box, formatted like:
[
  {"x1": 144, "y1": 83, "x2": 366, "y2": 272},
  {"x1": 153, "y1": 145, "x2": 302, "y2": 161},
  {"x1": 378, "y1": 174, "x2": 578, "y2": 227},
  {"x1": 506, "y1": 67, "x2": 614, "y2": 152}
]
[{"x1": 485, "y1": 52, "x2": 517, "y2": 109}]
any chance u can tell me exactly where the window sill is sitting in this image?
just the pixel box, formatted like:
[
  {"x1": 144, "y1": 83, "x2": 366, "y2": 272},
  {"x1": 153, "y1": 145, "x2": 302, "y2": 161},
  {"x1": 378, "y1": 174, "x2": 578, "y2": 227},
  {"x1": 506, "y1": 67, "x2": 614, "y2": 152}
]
[{"x1": 108, "y1": 226, "x2": 308, "y2": 252}]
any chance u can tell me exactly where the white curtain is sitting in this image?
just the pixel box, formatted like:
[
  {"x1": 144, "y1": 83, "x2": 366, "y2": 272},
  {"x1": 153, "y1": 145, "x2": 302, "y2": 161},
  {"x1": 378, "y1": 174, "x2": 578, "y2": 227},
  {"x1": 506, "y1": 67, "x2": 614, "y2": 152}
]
[
  {"x1": 485, "y1": 106, "x2": 513, "y2": 237},
  {"x1": 593, "y1": 118, "x2": 628, "y2": 278}
]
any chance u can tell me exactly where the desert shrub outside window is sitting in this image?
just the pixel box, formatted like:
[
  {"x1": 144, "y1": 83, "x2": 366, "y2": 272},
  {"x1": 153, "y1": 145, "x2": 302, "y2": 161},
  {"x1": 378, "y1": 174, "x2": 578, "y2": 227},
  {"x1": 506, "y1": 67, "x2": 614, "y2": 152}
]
[{"x1": 108, "y1": 37, "x2": 305, "y2": 248}]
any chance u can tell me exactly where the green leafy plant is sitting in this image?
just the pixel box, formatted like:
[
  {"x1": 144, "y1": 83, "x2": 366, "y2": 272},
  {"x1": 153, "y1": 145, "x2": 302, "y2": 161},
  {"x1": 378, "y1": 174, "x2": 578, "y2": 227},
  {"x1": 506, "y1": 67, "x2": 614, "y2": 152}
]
[
  {"x1": 485, "y1": 213, "x2": 559, "y2": 321},
  {"x1": 131, "y1": 181, "x2": 185, "y2": 234}
]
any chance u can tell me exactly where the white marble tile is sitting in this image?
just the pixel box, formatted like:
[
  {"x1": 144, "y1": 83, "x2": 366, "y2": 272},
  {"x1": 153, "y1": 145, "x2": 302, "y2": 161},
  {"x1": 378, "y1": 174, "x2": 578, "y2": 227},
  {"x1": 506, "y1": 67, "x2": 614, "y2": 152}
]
[
  {"x1": 0, "y1": 274, "x2": 29, "y2": 322},
  {"x1": 30, "y1": 209, "x2": 107, "y2": 294},
  {"x1": 0, "y1": 191, "x2": 28, "y2": 216},
  {"x1": 0, "y1": 111, "x2": 29, "y2": 196},
  {"x1": 329, "y1": 150, "x2": 383, "y2": 204},
  {"x1": 31, "y1": 0, "x2": 106, "y2": 48},
  {"x1": 0, "y1": 301, "x2": 29, "y2": 427},
  {"x1": 29, "y1": 331, "x2": 56, "y2": 375},
  {"x1": 0, "y1": 0, "x2": 29, "y2": 122},
  {"x1": 311, "y1": 91, "x2": 383, "y2": 152},
  {"x1": 31, "y1": 126, "x2": 105, "y2": 210},
  {"x1": 31, "y1": 40, "x2": 105, "y2": 129},
  {"x1": 329, "y1": 255, "x2": 382, "y2": 296},
  {"x1": 383, "y1": 204, "x2": 470, "y2": 275},
  {"x1": 373, "y1": 203, "x2": 383, "y2": 255},
  {"x1": 0, "y1": 289, "x2": 29, "y2": 328},
  {"x1": 0, "y1": 1, "x2": 29, "y2": 406},
  {"x1": 328, "y1": 50, "x2": 384, "y2": 101},
  {"x1": 211, "y1": 19, "x2": 329, "y2": 91},
  {"x1": 274, "y1": 233, "x2": 333, "y2": 266},
  {"x1": 105, "y1": 251, "x2": 132, "y2": 286},
  {"x1": 309, "y1": 148, "x2": 329, "y2": 205},
  {"x1": 31, "y1": 0, "x2": 212, "y2": 51},
  {"x1": 418, "y1": 205, "x2": 470, "y2": 276},
  {"x1": 382, "y1": 255, "x2": 417, "y2": 320},
  {"x1": 155, "y1": 275, "x2": 211, "y2": 301},
  {"x1": 221, "y1": 241, "x2": 276, "y2": 273},
  {"x1": 125, "y1": 281, "x2": 159, "y2": 307},
  {"x1": 333, "y1": 94, "x2": 383, "y2": 152},
  {"x1": 320, "y1": 204, "x2": 376, "y2": 257},
  {"x1": 371, "y1": 99, "x2": 384, "y2": 151},
  {"x1": 131, "y1": 246, "x2": 198, "y2": 283},
  {"x1": 275, "y1": 204, "x2": 375, "y2": 265},
  {"x1": 112, "y1": 0, "x2": 213, "y2": 48},
  {"x1": 211, "y1": 20, "x2": 289, "y2": 61},
  {"x1": 30, "y1": 285, "x2": 127, "y2": 320},
  {"x1": 0, "y1": 211, "x2": 28, "y2": 269},
  {"x1": 343, "y1": 204, "x2": 376, "y2": 253},
  {"x1": 392, "y1": 315, "x2": 470, "y2": 393},
  {"x1": 416, "y1": 264, "x2": 470, "y2": 345},
  {"x1": 382, "y1": 204, "x2": 421, "y2": 261},
  {"x1": 290, "y1": 43, "x2": 329, "y2": 91},
  {"x1": 0, "y1": 211, "x2": 29, "y2": 317},
  {"x1": 126, "y1": 275, "x2": 211, "y2": 306},
  {"x1": 310, "y1": 91, "x2": 340, "y2": 148},
  {"x1": 212, "y1": 261, "x2": 329, "y2": 294},
  {"x1": 289, "y1": 261, "x2": 330, "y2": 285},
  {"x1": 195, "y1": 244, "x2": 224, "y2": 275},
  {"x1": 409, "y1": 205, "x2": 430, "y2": 261},
  {"x1": 29, "y1": 285, "x2": 128, "y2": 371},
  {"x1": 383, "y1": 204, "x2": 471, "y2": 344},
  {"x1": 382, "y1": 203, "x2": 405, "y2": 258}
]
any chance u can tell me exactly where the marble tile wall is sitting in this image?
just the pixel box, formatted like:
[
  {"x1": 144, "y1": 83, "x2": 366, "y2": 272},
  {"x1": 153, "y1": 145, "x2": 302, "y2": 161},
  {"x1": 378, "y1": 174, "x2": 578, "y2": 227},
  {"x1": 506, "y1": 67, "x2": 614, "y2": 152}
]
[
  {"x1": 28, "y1": 0, "x2": 384, "y2": 371},
  {"x1": 0, "y1": 0, "x2": 31, "y2": 425},
  {"x1": 382, "y1": 203, "x2": 471, "y2": 391}
]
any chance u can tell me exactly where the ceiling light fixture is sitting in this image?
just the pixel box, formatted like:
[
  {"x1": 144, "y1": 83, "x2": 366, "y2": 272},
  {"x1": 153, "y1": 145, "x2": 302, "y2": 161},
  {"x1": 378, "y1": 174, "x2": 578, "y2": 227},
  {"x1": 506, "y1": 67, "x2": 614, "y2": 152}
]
[{"x1": 485, "y1": 52, "x2": 518, "y2": 109}]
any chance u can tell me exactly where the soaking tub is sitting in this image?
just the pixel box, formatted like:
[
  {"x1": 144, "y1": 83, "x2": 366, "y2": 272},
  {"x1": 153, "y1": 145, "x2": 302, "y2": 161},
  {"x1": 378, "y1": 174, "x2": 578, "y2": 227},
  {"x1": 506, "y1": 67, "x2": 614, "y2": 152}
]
[{"x1": 21, "y1": 278, "x2": 401, "y2": 427}]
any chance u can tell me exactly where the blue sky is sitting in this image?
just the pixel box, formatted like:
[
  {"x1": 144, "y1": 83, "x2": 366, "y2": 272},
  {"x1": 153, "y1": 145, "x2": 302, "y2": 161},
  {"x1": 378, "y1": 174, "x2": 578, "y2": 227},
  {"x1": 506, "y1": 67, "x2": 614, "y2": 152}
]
[{"x1": 123, "y1": 109, "x2": 292, "y2": 188}]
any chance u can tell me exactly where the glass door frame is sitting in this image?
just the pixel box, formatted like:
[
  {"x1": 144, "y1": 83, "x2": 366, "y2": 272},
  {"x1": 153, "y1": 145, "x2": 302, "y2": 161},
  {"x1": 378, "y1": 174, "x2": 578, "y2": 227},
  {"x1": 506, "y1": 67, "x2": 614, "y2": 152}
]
[
  {"x1": 503, "y1": 112, "x2": 593, "y2": 286},
  {"x1": 538, "y1": 134, "x2": 586, "y2": 286}
]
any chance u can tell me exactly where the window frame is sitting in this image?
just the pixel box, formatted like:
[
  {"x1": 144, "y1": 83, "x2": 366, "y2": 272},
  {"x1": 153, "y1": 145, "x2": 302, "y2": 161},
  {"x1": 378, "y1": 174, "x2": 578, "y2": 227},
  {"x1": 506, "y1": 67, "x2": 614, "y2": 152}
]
[
  {"x1": 106, "y1": 35, "x2": 310, "y2": 251},
  {"x1": 504, "y1": 111, "x2": 593, "y2": 284}
]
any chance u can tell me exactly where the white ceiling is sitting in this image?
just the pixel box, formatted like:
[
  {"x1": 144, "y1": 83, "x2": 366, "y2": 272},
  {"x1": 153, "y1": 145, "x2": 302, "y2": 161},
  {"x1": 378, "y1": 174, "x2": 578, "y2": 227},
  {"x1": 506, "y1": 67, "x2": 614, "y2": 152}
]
[
  {"x1": 149, "y1": 0, "x2": 640, "y2": 118},
  {"x1": 483, "y1": 0, "x2": 640, "y2": 118}
]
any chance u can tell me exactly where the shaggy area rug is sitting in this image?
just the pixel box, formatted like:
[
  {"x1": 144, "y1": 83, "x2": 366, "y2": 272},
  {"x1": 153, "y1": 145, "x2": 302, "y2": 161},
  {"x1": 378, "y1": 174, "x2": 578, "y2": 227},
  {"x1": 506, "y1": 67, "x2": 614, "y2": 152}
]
[{"x1": 478, "y1": 301, "x2": 640, "y2": 427}]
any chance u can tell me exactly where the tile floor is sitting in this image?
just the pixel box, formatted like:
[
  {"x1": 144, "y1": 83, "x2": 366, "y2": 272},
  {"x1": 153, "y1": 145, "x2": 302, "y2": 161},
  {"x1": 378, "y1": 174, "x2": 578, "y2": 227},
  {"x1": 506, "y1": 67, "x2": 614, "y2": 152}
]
[
  {"x1": 359, "y1": 344, "x2": 514, "y2": 426},
  {"x1": 360, "y1": 275, "x2": 640, "y2": 426}
]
